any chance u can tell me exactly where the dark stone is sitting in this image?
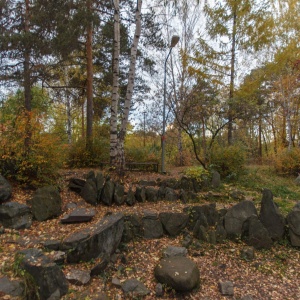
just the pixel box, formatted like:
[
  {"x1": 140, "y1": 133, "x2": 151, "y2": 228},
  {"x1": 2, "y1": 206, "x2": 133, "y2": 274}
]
[
  {"x1": 90, "y1": 254, "x2": 110, "y2": 276},
  {"x1": 145, "y1": 187, "x2": 158, "y2": 202},
  {"x1": 68, "y1": 178, "x2": 86, "y2": 194},
  {"x1": 157, "y1": 186, "x2": 166, "y2": 200},
  {"x1": 0, "y1": 276, "x2": 24, "y2": 297},
  {"x1": 163, "y1": 246, "x2": 187, "y2": 258},
  {"x1": 179, "y1": 176, "x2": 194, "y2": 191},
  {"x1": 61, "y1": 208, "x2": 95, "y2": 223},
  {"x1": 0, "y1": 175, "x2": 12, "y2": 203},
  {"x1": 114, "y1": 183, "x2": 125, "y2": 205},
  {"x1": 159, "y1": 212, "x2": 188, "y2": 236},
  {"x1": 211, "y1": 170, "x2": 221, "y2": 189},
  {"x1": 155, "y1": 283, "x2": 164, "y2": 297},
  {"x1": 259, "y1": 189, "x2": 285, "y2": 241},
  {"x1": 135, "y1": 186, "x2": 146, "y2": 202},
  {"x1": 86, "y1": 170, "x2": 96, "y2": 181},
  {"x1": 165, "y1": 187, "x2": 178, "y2": 201},
  {"x1": 0, "y1": 202, "x2": 32, "y2": 229},
  {"x1": 241, "y1": 215, "x2": 273, "y2": 250},
  {"x1": 122, "y1": 214, "x2": 142, "y2": 242},
  {"x1": 80, "y1": 179, "x2": 97, "y2": 206},
  {"x1": 48, "y1": 251, "x2": 66, "y2": 265},
  {"x1": 182, "y1": 235, "x2": 193, "y2": 248},
  {"x1": 216, "y1": 221, "x2": 227, "y2": 243},
  {"x1": 96, "y1": 172, "x2": 105, "y2": 203},
  {"x1": 112, "y1": 277, "x2": 122, "y2": 288},
  {"x1": 142, "y1": 212, "x2": 163, "y2": 239},
  {"x1": 208, "y1": 230, "x2": 217, "y2": 244},
  {"x1": 66, "y1": 269, "x2": 90, "y2": 286},
  {"x1": 101, "y1": 179, "x2": 115, "y2": 206},
  {"x1": 125, "y1": 188, "x2": 136, "y2": 206},
  {"x1": 224, "y1": 200, "x2": 257, "y2": 238},
  {"x1": 241, "y1": 246, "x2": 255, "y2": 261},
  {"x1": 17, "y1": 248, "x2": 68, "y2": 300},
  {"x1": 286, "y1": 208, "x2": 300, "y2": 247},
  {"x1": 193, "y1": 224, "x2": 208, "y2": 242},
  {"x1": 61, "y1": 213, "x2": 124, "y2": 263},
  {"x1": 218, "y1": 281, "x2": 234, "y2": 296},
  {"x1": 43, "y1": 240, "x2": 61, "y2": 251},
  {"x1": 160, "y1": 178, "x2": 179, "y2": 189},
  {"x1": 121, "y1": 278, "x2": 150, "y2": 297},
  {"x1": 31, "y1": 186, "x2": 62, "y2": 221},
  {"x1": 154, "y1": 256, "x2": 200, "y2": 292}
]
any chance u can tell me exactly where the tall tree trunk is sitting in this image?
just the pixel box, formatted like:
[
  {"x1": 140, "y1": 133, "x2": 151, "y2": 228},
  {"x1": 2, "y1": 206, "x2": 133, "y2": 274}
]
[
  {"x1": 86, "y1": 0, "x2": 93, "y2": 150},
  {"x1": 110, "y1": 0, "x2": 142, "y2": 170},
  {"x1": 24, "y1": 0, "x2": 32, "y2": 155},
  {"x1": 110, "y1": 0, "x2": 121, "y2": 165},
  {"x1": 228, "y1": 4, "x2": 237, "y2": 145}
]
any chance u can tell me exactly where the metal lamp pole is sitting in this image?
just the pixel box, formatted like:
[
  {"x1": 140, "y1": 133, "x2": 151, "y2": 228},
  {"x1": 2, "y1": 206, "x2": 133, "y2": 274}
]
[{"x1": 161, "y1": 35, "x2": 180, "y2": 173}]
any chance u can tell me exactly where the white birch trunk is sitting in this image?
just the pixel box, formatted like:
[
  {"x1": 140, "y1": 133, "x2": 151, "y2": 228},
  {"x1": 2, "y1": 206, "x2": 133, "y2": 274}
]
[
  {"x1": 110, "y1": 0, "x2": 121, "y2": 164},
  {"x1": 116, "y1": 0, "x2": 143, "y2": 168}
]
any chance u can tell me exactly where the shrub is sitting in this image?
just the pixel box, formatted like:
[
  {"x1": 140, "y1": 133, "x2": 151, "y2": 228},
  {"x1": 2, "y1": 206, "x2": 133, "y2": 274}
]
[
  {"x1": 274, "y1": 147, "x2": 300, "y2": 176},
  {"x1": 0, "y1": 111, "x2": 65, "y2": 187},
  {"x1": 66, "y1": 138, "x2": 110, "y2": 168},
  {"x1": 209, "y1": 143, "x2": 246, "y2": 180},
  {"x1": 184, "y1": 166, "x2": 211, "y2": 183}
]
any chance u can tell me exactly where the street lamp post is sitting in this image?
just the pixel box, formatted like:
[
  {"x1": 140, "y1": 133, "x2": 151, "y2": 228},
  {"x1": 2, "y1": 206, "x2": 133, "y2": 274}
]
[{"x1": 161, "y1": 35, "x2": 180, "y2": 173}]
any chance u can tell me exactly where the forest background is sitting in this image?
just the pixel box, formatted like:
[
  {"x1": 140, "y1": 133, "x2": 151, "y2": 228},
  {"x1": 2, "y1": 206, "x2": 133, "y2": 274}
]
[{"x1": 0, "y1": 0, "x2": 299, "y2": 187}]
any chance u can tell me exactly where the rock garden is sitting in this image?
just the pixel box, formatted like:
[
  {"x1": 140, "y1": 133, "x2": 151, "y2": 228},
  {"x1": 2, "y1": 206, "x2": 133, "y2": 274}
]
[{"x1": 1, "y1": 168, "x2": 300, "y2": 300}]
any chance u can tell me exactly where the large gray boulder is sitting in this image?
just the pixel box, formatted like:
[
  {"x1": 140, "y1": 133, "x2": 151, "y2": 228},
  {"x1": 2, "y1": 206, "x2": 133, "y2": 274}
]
[
  {"x1": 142, "y1": 211, "x2": 163, "y2": 239},
  {"x1": 0, "y1": 202, "x2": 32, "y2": 229},
  {"x1": 287, "y1": 204, "x2": 300, "y2": 246},
  {"x1": 101, "y1": 178, "x2": 114, "y2": 206},
  {"x1": 159, "y1": 212, "x2": 189, "y2": 236},
  {"x1": 154, "y1": 256, "x2": 200, "y2": 292},
  {"x1": 241, "y1": 215, "x2": 273, "y2": 249},
  {"x1": 0, "y1": 175, "x2": 12, "y2": 203},
  {"x1": 80, "y1": 179, "x2": 98, "y2": 206},
  {"x1": 224, "y1": 200, "x2": 257, "y2": 238},
  {"x1": 61, "y1": 213, "x2": 124, "y2": 263},
  {"x1": 114, "y1": 183, "x2": 125, "y2": 205},
  {"x1": 31, "y1": 186, "x2": 62, "y2": 221},
  {"x1": 259, "y1": 189, "x2": 285, "y2": 241},
  {"x1": 17, "y1": 248, "x2": 68, "y2": 300}
]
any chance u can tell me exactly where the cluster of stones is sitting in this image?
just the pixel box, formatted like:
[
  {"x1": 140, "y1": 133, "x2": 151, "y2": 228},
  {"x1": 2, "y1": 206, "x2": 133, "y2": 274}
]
[{"x1": 1, "y1": 171, "x2": 300, "y2": 299}]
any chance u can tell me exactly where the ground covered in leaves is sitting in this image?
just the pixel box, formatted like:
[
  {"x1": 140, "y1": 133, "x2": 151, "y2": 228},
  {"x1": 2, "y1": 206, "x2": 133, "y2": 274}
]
[{"x1": 1, "y1": 168, "x2": 300, "y2": 299}]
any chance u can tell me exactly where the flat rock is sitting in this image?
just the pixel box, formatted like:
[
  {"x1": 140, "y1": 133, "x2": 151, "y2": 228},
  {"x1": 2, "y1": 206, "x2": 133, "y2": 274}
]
[
  {"x1": 121, "y1": 278, "x2": 150, "y2": 297},
  {"x1": 61, "y1": 208, "x2": 95, "y2": 223},
  {"x1": 66, "y1": 269, "x2": 90, "y2": 286},
  {"x1": 0, "y1": 276, "x2": 24, "y2": 297}
]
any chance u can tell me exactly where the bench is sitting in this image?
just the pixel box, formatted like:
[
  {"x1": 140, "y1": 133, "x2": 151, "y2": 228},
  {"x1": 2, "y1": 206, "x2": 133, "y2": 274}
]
[{"x1": 99, "y1": 162, "x2": 159, "y2": 172}]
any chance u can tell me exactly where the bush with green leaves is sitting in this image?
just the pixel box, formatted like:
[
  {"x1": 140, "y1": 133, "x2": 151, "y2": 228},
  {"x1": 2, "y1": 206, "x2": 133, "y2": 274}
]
[
  {"x1": 184, "y1": 166, "x2": 211, "y2": 183},
  {"x1": 209, "y1": 143, "x2": 246, "y2": 180}
]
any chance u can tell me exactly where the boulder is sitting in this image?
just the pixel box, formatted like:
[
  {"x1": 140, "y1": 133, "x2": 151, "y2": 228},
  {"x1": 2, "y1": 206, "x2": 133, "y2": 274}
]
[
  {"x1": 154, "y1": 256, "x2": 200, "y2": 292},
  {"x1": 145, "y1": 187, "x2": 158, "y2": 202},
  {"x1": 0, "y1": 202, "x2": 32, "y2": 229},
  {"x1": 121, "y1": 278, "x2": 150, "y2": 297},
  {"x1": 224, "y1": 200, "x2": 257, "y2": 238},
  {"x1": 90, "y1": 254, "x2": 110, "y2": 276},
  {"x1": 96, "y1": 172, "x2": 105, "y2": 202},
  {"x1": 135, "y1": 186, "x2": 146, "y2": 202},
  {"x1": 122, "y1": 214, "x2": 142, "y2": 242},
  {"x1": 114, "y1": 183, "x2": 125, "y2": 205},
  {"x1": 165, "y1": 187, "x2": 178, "y2": 201},
  {"x1": 31, "y1": 186, "x2": 62, "y2": 221},
  {"x1": 80, "y1": 179, "x2": 97, "y2": 206},
  {"x1": 0, "y1": 276, "x2": 24, "y2": 298},
  {"x1": 286, "y1": 206, "x2": 300, "y2": 246},
  {"x1": 142, "y1": 211, "x2": 163, "y2": 239},
  {"x1": 61, "y1": 208, "x2": 95, "y2": 224},
  {"x1": 66, "y1": 269, "x2": 90, "y2": 286},
  {"x1": 0, "y1": 175, "x2": 12, "y2": 203},
  {"x1": 211, "y1": 170, "x2": 221, "y2": 189},
  {"x1": 17, "y1": 248, "x2": 68, "y2": 300},
  {"x1": 68, "y1": 178, "x2": 86, "y2": 194},
  {"x1": 125, "y1": 188, "x2": 136, "y2": 206},
  {"x1": 159, "y1": 212, "x2": 189, "y2": 236},
  {"x1": 241, "y1": 215, "x2": 273, "y2": 250},
  {"x1": 259, "y1": 189, "x2": 285, "y2": 241},
  {"x1": 101, "y1": 179, "x2": 114, "y2": 206},
  {"x1": 61, "y1": 213, "x2": 124, "y2": 263}
]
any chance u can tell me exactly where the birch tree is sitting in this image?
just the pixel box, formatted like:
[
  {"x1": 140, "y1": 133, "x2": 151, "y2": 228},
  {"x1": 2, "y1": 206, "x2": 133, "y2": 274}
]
[{"x1": 110, "y1": 0, "x2": 142, "y2": 170}]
